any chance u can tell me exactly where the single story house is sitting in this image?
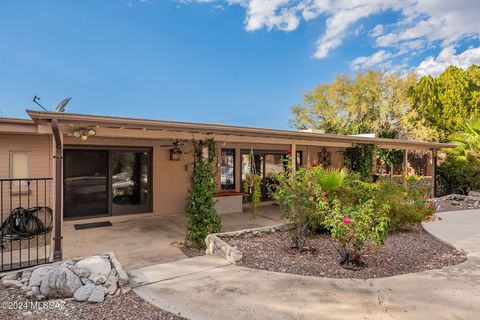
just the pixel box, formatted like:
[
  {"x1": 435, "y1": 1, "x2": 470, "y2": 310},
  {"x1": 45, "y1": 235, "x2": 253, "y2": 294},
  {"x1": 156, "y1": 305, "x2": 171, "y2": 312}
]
[{"x1": 0, "y1": 110, "x2": 454, "y2": 268}]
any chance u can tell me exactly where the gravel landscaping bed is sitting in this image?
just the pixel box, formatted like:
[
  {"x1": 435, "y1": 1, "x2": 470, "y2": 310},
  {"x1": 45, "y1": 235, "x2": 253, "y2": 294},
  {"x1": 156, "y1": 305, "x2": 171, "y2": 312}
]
[
  {"x1": 432, "y1": 195, "x2": 480, "y2": 212},
  {"x1": 179, "y1": 245, "x2": 205, "y2": 258},
  {"x1": 0, "y1": 284, "x2": 187, "y2": 320},
  {"x1": 225, "y1": 228, "x2": 466, "y2": 279}
]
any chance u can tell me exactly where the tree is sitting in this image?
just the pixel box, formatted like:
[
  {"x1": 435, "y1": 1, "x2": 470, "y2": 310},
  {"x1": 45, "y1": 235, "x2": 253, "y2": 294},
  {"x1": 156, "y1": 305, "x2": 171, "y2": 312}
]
[
  {"x1": 291, "y1": 71, "x2": 422, "y2": 139},
  {"x1": 410, "y1": 65, "x2": 480, "y2": 140}
]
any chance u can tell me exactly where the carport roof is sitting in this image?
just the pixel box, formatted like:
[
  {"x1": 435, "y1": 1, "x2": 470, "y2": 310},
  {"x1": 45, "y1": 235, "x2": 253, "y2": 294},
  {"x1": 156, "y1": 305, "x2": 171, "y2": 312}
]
[{"x1": 26, "y1": 110, "x2": 455, "y2": 150}]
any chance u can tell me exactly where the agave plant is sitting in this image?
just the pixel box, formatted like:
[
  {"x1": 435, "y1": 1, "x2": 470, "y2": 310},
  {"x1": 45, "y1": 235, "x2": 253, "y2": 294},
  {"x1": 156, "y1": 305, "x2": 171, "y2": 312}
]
[{"x1": 450, "y1": 118, "x2": 480, "y2": 159}]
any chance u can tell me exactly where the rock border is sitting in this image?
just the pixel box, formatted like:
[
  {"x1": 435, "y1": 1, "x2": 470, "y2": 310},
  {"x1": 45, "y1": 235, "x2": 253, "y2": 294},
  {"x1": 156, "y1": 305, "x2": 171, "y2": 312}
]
[
  {"x1": 205, "y1": 223, "x2": 291, "y2": 264},
  {"x1": 0, "y1": 251, "x2": 130, "y2": 303}
]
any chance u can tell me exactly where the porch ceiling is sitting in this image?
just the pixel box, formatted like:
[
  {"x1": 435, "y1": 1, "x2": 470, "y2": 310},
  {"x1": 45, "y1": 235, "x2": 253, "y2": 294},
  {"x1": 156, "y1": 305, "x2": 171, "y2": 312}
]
[{"x1": 27, "y1": 110, "x2": 455, "y2": 150}]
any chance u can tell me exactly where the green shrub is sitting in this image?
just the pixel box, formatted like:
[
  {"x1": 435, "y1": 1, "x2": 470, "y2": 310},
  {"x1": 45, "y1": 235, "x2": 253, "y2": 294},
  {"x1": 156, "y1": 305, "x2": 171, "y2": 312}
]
[
  {"x1": 437, "y1": 153, "x2": 480, "y2": 195},
  {"x1": 375, "y1": 178, "x2": 433, "y2": 231},
  {"x1": 243, "y1": 174, "x2": 262, "y2": 216},
  {"x1": 324, "y1": 199, "x2": 389, "y2": 269},
  {"x1": 271, "y1": 164, "x2": 335, "y2": 250},
  {"x1": 185, "y1": 139, "x2": 221, "y2": 248}
]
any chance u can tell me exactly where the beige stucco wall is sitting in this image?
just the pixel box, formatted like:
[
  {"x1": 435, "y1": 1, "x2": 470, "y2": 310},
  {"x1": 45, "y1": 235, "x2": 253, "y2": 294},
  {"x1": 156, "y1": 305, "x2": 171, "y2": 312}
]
[{"x1": 0, "y1": 134, "x2": 53, "y2": 222}]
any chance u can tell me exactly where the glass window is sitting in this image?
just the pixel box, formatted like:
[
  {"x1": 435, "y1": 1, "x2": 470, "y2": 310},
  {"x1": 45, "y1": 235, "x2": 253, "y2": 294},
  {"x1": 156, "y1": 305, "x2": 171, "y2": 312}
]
[
  {"x1": 220, "y1": 149, "x2": 235, "y2": 190},
  {"x1": 10, "y1": 151, "x2": 30, "y2": 179}
]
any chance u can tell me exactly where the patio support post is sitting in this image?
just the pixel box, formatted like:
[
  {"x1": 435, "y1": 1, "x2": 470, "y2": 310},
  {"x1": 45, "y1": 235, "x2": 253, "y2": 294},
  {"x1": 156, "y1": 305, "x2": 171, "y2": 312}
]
[
  {"x1": 291, "y1": 143, "x2": 296, "y2": 173},
  {"x1": 51, "y1": 119, "x2": 63, "y2": 261},
  {"x1": 431, "y1": 149, "x2": 438, "y2": 198},
  {"x1": 403, "y1": 149, "x2": 409, "y2": 184}
]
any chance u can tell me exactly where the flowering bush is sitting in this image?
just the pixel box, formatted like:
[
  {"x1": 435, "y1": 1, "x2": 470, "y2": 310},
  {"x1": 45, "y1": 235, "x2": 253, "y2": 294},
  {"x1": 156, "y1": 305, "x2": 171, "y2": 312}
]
[
  {"x1": 324, "y1": 199, "x2": 390, "y2": 269},
  {"x1": 271, "y1": 165, "x2": 330, "y2": 250}
]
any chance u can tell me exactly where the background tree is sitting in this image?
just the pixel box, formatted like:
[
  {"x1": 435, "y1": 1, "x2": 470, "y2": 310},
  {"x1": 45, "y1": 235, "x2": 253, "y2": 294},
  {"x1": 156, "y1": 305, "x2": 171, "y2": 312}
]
[
  {"x1": 409, "y1": 65, "x2": 480, "y2": 140},
  {"x1": 291, "y1": 71, "x2": 418, "y2": 139}
]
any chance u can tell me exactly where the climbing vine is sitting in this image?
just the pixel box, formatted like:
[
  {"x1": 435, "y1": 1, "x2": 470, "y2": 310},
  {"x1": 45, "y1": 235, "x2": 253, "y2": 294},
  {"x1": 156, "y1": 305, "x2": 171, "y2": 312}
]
[
  {"x1": 344, "y1": 144, "x2": 375, "y2": 181},
  {"x1": 185, "y1": 138, "x2": 221, "y2": 248}
]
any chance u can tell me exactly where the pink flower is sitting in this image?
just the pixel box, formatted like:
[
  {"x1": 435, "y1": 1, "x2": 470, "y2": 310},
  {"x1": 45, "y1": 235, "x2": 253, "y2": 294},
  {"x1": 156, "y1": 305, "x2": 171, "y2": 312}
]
[
  {"x1": 322, "y1": 195, "x2": 329, "y2": 201},
  {"x1": 310, "y1": 162, "x2": 318, "y2": 167},
  {"x1": 342, "y1": 217, "x2": 351, "y2": 225}
]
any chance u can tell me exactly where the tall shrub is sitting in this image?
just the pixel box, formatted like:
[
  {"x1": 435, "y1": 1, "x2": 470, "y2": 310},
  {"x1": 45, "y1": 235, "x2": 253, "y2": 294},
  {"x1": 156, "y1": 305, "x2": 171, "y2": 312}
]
[{"x1": 186, "y1": 138, "x2": 221, "y2": 248}]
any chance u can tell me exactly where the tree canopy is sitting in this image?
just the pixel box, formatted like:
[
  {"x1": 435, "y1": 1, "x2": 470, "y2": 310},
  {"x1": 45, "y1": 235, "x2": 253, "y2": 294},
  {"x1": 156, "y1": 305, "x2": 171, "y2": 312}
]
[{"x1": 291, "y1": 65, "x2": 480, "y2": 142}]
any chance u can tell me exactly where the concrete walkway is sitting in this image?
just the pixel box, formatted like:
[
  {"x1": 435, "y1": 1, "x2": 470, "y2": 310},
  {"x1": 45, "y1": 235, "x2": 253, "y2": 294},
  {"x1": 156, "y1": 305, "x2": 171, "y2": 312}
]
[
  {"x1": 63, "y1": 205, "x2": 283, "y2": 271},
  {"x1": 131, "y1": 209, "x2": 480, "y2": 320}
]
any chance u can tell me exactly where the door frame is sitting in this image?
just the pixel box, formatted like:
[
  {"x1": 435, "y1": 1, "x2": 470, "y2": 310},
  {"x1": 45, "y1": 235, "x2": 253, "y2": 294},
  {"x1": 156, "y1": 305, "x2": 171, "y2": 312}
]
[{"x1": 63, "y1": 145, "x2": 153, "y2": 220}]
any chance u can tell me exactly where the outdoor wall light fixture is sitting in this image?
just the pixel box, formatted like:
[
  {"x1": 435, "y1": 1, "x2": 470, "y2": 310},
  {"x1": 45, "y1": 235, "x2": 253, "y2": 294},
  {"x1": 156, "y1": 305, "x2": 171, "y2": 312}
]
[
  {"x1": 73, "y1": 128, "x2": 96, "y2": 140},
  {"x1": 170, "y1": 140, "x2": 183, "y2": 161}
]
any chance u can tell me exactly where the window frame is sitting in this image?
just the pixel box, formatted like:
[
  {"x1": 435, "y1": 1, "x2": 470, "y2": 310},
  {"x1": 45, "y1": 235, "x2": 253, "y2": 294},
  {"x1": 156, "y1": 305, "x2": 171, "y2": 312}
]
[
  {"x1": 9, "y1": 151, "x2": 31, "y2": 194},
  {"x1": 220, "y1": 148, "x2": 236, "y2": 191}
]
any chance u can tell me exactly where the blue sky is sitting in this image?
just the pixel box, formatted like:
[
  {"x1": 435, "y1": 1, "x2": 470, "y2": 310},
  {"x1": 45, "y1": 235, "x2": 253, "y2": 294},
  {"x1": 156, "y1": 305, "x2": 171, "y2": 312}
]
[{"x1": 1, "y1": 0, "x2": 479, "y2": 129}]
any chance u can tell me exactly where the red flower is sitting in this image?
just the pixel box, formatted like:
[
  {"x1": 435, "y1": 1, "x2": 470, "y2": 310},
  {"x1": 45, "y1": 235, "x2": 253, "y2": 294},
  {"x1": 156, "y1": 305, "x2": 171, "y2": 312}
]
[
  {"x1": 322, "y1": 195, "x2": 329, "y2": 201},
  {"x1": 285, "y1": 150, "x2": 292, "y2": 155},
  {"x1": 427, "y1": 203, "x2": 435, "y2": 211},
  {"x1": 310, "y1": 162, "x2": 318, "y2": 167},
  {"x1": 342, "y1": 217, "x2": 351, "y2": 225}
]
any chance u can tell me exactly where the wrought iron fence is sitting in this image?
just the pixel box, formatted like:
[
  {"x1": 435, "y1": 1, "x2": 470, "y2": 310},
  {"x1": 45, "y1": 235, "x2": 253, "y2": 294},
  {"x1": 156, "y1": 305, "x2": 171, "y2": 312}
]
[{"x1": 0, "y1": 178, "x2": 53, "y2": 271}]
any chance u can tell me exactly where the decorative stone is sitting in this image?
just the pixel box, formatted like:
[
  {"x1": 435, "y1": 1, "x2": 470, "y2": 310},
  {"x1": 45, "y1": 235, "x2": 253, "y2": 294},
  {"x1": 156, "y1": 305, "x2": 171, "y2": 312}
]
[
  {"x1": 74, "y1": 284, "x2": 95, "y2": 302},
  {"x1": 80, "y1": 277, "x2": 94, "y2": 285},
  {"x1": 75, "y1": 255, "x2": 111, "y2": 285},
  {"x1": 21, "y1": 286, "x2": 31, "y2": 292},
  {"x1": 104, "y1": 270, "x2": 119, "y2": 287},
  {"x1": 87, "y1": 286, "x2": 105, "y2": 303},
  {"x1": 39, "y1": 267, "x2": 82, "y2": 298},
  {"x1": 106, "y1": 252, "x2": 129, "y2": 287},
  {"x1": 26, "y1": 291, "x2": 33, "y2": 299},
  {"x1": 2, "y1": 273, "x2": 20, "y2": 281},
  {"x1": 2, "y1": 279, "x2": 24, "y2": 287},
  {"x1": 36, "y1": 295, "x2": 46, "y2": 301},
  {"x1": 468, "y1": 190, "x2": 480, "y2": 197},
  {"x1": 71, "y1": 266, "x2": 91, "y2": 279},
  {"x1": 29, "y1": 266, "x2": 54, "y2": 287},
  {"x1": 107, "y1": 282, "x2": 117, "y2": 295}
]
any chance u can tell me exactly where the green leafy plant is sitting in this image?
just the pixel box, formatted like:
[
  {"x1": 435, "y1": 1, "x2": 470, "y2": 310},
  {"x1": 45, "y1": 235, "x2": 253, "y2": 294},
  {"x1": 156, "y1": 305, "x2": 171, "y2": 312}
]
[
  {"x1": 243, "y1": 174, "x2": 262, "y2": 216},
  {"x1": 185, "y1": 138, "x2": 221, "y2": 248},
  {"x1": 271, "y1": 163, "x2": 330, "y2": 250},
  {"x1": 344, "y1": 144, "x2": 375, "y2": 181},
  {"x1": 437, "y1": 153, "x2": 480, "y2": 195},
  {"x1": 317, "y1": 167, "x2": 347, "y2": 195},
  {"x1": 374, "y1": 178, "x2": 433, "y2": 231},
  {"x1": 324, "y1": 199, "x2": 390, "y2": 269}
]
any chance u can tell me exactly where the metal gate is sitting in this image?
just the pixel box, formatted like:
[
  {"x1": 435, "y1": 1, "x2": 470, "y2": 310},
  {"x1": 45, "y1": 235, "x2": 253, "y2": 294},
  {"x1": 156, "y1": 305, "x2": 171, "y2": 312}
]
[{"x1": 0, "y1": 178, "x2": 53, "y2": 271}]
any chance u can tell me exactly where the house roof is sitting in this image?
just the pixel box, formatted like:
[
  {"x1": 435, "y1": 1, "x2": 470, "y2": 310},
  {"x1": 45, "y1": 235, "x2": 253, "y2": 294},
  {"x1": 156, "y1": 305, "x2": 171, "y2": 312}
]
[{"x1": 26, "y1": 110, "x2": 455, "y2": 150}]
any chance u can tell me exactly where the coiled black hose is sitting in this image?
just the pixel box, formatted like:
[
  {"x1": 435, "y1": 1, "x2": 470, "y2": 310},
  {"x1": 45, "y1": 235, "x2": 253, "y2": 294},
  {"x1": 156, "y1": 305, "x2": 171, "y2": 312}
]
[{"x1": 0, "y1": 207, "x2": 53, "y2": 246}]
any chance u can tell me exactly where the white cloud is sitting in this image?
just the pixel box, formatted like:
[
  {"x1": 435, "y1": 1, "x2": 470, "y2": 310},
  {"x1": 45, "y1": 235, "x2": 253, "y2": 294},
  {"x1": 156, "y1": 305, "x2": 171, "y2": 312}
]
[
  {"x1": 186, "y1": 0, "x2": 480, "y2": 74},
  {"x1": 351, "y1": 50, "x2": 392, "y2": 70},
  {"x1": 416, "y1": 45, "x2": 480, "y2": 76}
]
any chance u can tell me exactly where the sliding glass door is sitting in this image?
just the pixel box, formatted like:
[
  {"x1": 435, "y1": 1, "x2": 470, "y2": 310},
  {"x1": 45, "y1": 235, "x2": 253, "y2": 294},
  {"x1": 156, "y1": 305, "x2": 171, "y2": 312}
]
[
  {"x1": 111, "y1": 151, "x2": 151, "y2": 215},
  {"x1": 64, "y1": 150, "x2": 109, "y2": 219},
  {"x1": 64, "y1": 148, "x2": 152, "y2": 219}
]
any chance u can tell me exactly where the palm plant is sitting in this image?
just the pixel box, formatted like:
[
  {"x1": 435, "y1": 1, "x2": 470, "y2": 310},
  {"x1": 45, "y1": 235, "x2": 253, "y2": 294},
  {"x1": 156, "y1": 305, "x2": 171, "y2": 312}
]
[
  {"x1": 450, "y1": 118, "x2": 480, "y2": 159},
  {"x1": 317, "y1": 167, "x2": 347, "y2": 195}
]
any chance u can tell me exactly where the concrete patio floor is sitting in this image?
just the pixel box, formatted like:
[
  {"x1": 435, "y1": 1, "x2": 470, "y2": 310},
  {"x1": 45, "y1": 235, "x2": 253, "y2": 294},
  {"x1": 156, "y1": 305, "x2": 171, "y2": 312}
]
[
  {"x1": 131, "y1": 209, "x2": 480, "y2": 320},
  {"x1": 63, "y1": 205, "x2": 283, "y2": 271}
]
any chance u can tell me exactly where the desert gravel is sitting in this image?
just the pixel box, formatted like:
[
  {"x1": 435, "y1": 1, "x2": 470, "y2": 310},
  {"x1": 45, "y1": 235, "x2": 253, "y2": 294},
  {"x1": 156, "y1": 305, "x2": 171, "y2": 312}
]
[
  {"x1": 225, "y1": 228, "x2": 466, "y2": 279},
  {"x1": 0, "y1": 285, "x2": 187, "y2": 320}
]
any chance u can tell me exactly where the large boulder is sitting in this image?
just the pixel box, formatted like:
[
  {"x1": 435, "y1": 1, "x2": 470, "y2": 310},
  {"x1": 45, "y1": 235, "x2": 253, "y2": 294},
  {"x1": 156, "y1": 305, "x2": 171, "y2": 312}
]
[
  {"x1": 39, "y1": 267, "x2": 82, "y2": 298},
  {"x1": 29, "y1": 266, "x2": 54, "y2": 287},
  {"x1": 75, "y1": 255, "x2": 111, "y2": 285},
  {"x1": 87, "y1": 285, "x2": 106, "y2": 303},
  {"x1": 74, "y1": 284, "x2": 95, "y2": 302}
]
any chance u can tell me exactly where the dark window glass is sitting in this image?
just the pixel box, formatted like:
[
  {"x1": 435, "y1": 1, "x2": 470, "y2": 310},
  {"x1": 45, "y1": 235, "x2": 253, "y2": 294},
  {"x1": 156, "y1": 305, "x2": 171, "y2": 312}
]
[
  {"x1": 112, "y1": 150, "x2": 151, "y2": 215},
  {"x1": 220, "y1": 149, "x2": 235, "y2": 190},
  {"x1": 64, "y1": 150, "x2": 108, "y2": 219}
]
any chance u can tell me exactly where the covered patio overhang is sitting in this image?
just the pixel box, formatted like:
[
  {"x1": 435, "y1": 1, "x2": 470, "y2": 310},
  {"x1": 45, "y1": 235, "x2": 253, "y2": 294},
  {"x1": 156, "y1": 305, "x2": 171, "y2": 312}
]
[{"x1": 27, "y1": 110, "x2": 454, "y2": 150}]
